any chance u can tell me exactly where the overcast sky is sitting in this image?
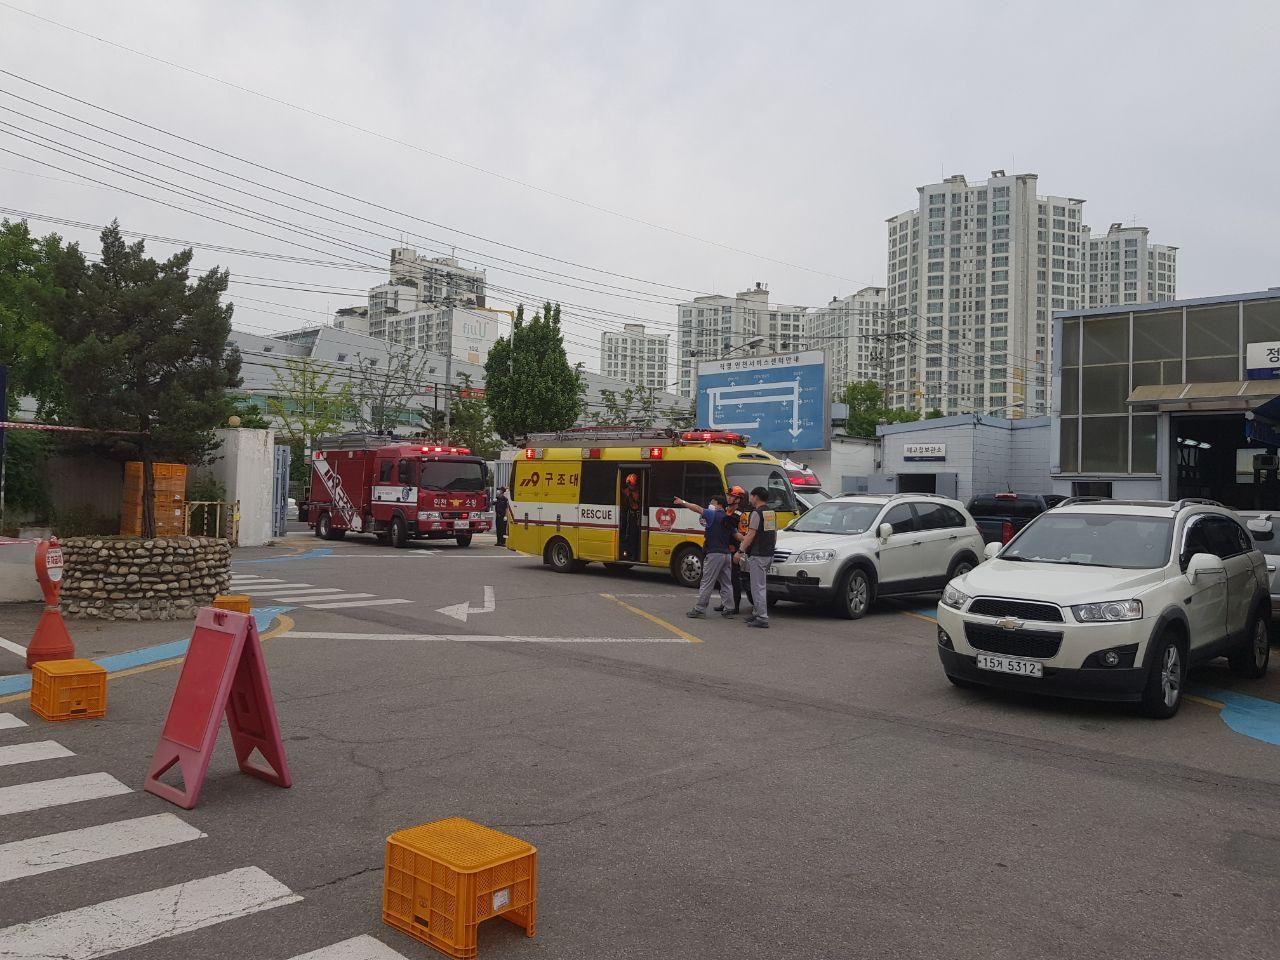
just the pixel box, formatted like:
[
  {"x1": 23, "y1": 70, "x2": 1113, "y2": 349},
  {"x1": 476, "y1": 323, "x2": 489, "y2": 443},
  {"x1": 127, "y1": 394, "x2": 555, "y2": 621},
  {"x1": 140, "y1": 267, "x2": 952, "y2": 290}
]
[{"x1": 2, "y1": 0, "x2": 1276, "y2": 377}]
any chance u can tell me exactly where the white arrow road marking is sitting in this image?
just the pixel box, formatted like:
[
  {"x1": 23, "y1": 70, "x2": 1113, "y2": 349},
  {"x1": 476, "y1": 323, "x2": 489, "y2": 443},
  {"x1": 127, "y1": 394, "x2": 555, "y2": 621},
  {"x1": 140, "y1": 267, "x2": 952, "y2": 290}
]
[
  {"x1": 282, "y1": 631, "x2": 694, "y2": 644},
  {"x1": 0, "y1": 866, "x2": 301, "y2": 958},
  {"x1": 436, "y1": 585, "x2": 496, "y2": 622},
  {"x1": 0, "y1": 813, "x2": 206, "y2": 883}
]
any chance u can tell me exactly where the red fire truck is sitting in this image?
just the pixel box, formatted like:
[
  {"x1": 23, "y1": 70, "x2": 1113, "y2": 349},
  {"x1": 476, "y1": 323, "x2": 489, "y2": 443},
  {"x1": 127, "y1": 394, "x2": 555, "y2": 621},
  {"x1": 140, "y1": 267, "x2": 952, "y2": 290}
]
[{"x1": 305, "y1": 434, "x2": 492, "y2": 548}]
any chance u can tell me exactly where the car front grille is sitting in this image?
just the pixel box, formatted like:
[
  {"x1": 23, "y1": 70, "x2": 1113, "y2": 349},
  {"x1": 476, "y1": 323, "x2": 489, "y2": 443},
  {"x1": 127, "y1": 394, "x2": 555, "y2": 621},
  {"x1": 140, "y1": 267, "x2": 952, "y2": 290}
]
[
  {"x1": 772, "y1": 550, "x2": 792, "y2": 564},
  {"x1": 964, "y1": 623, "x2": 1063, "y2": 659},
  {"x1": 968, "y1": 598, "x2": 1064, "y2": 623}
]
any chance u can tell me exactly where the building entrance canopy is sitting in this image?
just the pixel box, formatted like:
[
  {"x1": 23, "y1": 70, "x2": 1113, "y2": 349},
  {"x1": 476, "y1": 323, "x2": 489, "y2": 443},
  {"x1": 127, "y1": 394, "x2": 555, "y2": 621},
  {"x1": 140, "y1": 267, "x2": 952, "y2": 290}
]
[{"x1": 1127, "y1": 380, "x2": 1280, "y2": 415}]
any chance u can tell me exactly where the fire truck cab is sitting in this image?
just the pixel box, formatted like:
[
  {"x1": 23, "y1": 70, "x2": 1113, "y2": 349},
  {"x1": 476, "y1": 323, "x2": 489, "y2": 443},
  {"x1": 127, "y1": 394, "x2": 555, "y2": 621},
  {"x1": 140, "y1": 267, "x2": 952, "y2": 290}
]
[{"x1": 306, "y1": 434, "x2": 491, "y2": 548}]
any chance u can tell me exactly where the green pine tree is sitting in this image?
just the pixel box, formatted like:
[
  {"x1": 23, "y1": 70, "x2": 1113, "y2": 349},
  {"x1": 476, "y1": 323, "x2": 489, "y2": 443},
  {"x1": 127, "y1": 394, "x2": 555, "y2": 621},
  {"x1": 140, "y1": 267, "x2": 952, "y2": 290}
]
[
  {"x1": 484, "y1": 302, "x2": 584, "y2": 441},
  {"x1": 53, "y1": 222, "x2": 242, "y2": 537}
]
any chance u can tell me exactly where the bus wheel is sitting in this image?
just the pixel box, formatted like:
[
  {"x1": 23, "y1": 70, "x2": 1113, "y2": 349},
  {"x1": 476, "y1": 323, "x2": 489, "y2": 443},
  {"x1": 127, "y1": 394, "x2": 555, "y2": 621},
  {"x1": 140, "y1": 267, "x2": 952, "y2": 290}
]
[
  {"x1": 671, "y1": 545, "x2": 703, "y2": 589},
  {"x1": 546, "y1": 537, "x2": 577, "y2": 573}
]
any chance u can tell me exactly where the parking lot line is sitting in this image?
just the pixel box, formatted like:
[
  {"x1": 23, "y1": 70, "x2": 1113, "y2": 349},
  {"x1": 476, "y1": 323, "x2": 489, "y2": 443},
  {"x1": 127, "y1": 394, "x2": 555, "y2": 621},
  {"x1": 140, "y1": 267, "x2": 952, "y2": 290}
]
[{"x1": 600, "y1": 593, "x2": 702, "y2": 644}]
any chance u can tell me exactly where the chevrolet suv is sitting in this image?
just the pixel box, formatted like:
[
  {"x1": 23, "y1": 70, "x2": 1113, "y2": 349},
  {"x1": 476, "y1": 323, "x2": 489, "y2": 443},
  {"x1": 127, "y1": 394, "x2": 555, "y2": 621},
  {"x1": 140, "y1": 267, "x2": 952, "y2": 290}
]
[
  {"x1": 768, "y1": 494, "x2": 986, "y2": 619},
  {"x1": 937, "y1": 498, "x2": 1272, "y2": 718}
]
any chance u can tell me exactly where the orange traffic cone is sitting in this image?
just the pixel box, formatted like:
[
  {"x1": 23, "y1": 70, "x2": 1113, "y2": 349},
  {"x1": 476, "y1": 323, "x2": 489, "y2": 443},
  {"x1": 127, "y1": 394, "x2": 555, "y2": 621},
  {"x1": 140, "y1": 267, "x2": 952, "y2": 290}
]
[{"x1": 26, "y1": 538, "x2": 74, "y2": 668}]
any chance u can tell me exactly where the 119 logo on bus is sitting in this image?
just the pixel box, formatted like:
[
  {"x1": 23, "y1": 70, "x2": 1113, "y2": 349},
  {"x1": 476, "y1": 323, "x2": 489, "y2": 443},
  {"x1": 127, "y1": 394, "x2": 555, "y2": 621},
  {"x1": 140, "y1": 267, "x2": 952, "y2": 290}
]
[{"x1": 517, "y1": 472, "x2": 578, "y2": 488}]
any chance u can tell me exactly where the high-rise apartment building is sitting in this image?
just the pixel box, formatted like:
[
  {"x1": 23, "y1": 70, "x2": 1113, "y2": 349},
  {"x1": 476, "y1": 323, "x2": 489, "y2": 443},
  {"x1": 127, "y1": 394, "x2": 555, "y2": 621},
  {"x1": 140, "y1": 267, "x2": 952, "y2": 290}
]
[
  {"x1": 600, "y1": 323, "x2": 670, "y2": 391},
  {"x1": 366, "y1": 248, "x2": 487, "y2": 334},
  {"x1": 885, "y1": 171, "x2": 1083, "y2": 417},
  {"x1": 373, "y1": 306, "x2": 512, "y2": 366},
  {"x1": 1083, "y1": 224, "x2": 1177, "y2": 308},
  {"x1": 676, "y1": 283, "x2": 810, "y2": 397},
  {"x1": 808, "y1": 287, "x2": 887, "y2": 392}
]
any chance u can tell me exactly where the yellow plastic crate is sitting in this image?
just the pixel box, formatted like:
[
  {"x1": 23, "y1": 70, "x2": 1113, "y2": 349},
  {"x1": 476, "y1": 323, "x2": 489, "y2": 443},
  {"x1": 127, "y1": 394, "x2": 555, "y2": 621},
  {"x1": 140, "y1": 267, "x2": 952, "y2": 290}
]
[
  {"x1": 383, "y1": 817, "x2": 536, "y2": 959},
  {"x1": 212, "y1": 594, "x2": 251, "y2": 614},
  {"x1": 31, "y1": 658, "x2": 107, "y2": 721}
]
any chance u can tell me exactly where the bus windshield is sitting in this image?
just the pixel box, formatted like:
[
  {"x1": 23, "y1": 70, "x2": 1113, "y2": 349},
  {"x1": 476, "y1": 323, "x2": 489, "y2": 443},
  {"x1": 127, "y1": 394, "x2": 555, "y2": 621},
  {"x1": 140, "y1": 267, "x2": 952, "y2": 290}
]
[
  {"x1": 725, "y1": 463, "x2": 798, "y2": 513},
  {"x1": 420, "y1": 460, "x2": 487, "y2": 492}
]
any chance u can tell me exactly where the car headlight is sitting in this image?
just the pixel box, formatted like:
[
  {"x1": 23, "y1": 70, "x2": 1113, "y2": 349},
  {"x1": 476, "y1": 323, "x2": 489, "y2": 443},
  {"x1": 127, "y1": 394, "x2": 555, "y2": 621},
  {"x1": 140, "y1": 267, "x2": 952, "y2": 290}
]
[
  {"x1": 941, "y1": 583, "x2": 971, "y2": 609},
  {"x1": 792, "y1": 549, "x2": 836, "y2": 564},
  {"x1": 1071, "y1": 599, "x2": 1143, "y2": 622},
  {"x1": 417, "y1": 511, "x2": 442, "y2": 521}
]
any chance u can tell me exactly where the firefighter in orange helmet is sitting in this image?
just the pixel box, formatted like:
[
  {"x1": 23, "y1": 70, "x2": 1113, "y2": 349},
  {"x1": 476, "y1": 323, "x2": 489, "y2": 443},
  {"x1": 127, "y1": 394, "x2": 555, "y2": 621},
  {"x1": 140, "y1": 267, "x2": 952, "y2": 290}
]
[
  {"x1": 720, "y1": 485, "x2": 753, "y2": 614},
  {"x1": 621, "y1": 473, "x2": 642, "y2": 560}
]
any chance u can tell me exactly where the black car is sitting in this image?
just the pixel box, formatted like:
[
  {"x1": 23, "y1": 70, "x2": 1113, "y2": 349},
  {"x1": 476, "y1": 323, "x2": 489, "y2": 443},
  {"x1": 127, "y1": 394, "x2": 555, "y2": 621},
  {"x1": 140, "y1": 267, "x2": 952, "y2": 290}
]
[{"x1": 967, "y1": 492, "x2": 1067, "y2": 545}]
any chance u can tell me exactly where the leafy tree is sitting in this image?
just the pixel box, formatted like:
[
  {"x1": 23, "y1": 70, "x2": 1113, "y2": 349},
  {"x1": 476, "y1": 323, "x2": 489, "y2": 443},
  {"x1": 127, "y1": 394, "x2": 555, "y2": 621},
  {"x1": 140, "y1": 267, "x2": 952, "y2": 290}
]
[
  {"x1": 839, "y1": 380, "x2": 919, "y2": 437},
  {"x1": 267, "y1": 356, "x2": 353, "y2": 451},
  {"x1": 663, "y1": 401, "x2": 696, "y2": 431},
  {"x1": 484, "y1": 302, "x2": 584, "y2": 441},
  {"x1": 230, "y1": 398, "x2": 271, "y2": 429},
  {"x1": 599, "y1": 386, "x2": 662, "y2": 427},
  {"x1": 351, "y1": 343, "x2": 434, "y2": 434},
  {"x1": 1, "y1": 430, "x2": 51, "y2": 522},
  {"x1": 52, "y1": 222, "x2": 242, "y2": 537},
  {"x1": 926, "y1": 407, "x2": 945, "y2": 420},
  {"x1": 446, "y1": 374, "x2": 501, "y2": 458},
  {"x1": 0, "y1": 219, "x2": 81, "y2": 415}
]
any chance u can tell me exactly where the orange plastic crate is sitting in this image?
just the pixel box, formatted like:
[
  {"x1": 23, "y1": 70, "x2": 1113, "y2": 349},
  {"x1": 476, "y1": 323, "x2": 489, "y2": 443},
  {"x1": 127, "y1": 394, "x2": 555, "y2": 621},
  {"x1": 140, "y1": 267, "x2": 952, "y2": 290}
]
[
  {"x1": 383, "y1": 817, "x2": 536, "y2": 959},
  {"x1": 31, "y1": 658, "x2": 107, "y2": 721},
  {"x1": 212, "y1": 594, "x2": 251, "y2": 614}
]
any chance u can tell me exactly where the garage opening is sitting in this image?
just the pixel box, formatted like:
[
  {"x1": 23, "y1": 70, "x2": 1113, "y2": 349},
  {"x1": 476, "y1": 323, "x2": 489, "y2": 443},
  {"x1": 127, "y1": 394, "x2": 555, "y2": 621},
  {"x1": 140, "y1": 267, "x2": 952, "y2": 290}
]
[
  {"x1": 1170, "y1": 413, "x2": 1280, "y2": 510},
  {"x1": 896, "y1": 473, "x2": 937, "y2": 494}
]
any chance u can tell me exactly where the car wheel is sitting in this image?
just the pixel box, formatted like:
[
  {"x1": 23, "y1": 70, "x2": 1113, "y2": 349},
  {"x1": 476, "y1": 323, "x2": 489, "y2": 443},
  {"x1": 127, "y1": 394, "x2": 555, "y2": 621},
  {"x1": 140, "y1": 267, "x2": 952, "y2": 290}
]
[
  {"x1": 1140, "y1": 631, "x2": 1184, "y2": 719},
  {"x1": 670, "y1": 545, "x2": 703, "y2": 588},
  {"x1": 547, "y1": 537, "x2": 576, "y2": 573},
  {"x1": 833, "y1": 567, "x2": 871, "y2": 620},
  {"x1": 947, "y1": 556, "x2": 975, "y2": 580},
  {"x1": 455, "y1": 534, "x2": 473, "y2": 548},
  {"x1": 1229, "y1": 608, "x2": 1271, "y2": 679}
]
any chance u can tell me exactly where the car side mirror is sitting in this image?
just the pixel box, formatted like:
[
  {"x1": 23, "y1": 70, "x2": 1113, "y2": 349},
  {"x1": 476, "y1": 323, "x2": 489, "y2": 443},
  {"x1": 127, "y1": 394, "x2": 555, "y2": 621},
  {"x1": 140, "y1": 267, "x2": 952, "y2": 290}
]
[
  {"x1": 1247, "y1": 516, "x2": 1274, "y2": 542},
  {"x1": 984, "y1": 541, "x2": 1002, "y2": 561},
  {"x1": 1186, "y1": 552, "x2": 1226, "y2": 582},
  {"x1": 878, "y1": 522, "x2": 893, "y2": 542}
]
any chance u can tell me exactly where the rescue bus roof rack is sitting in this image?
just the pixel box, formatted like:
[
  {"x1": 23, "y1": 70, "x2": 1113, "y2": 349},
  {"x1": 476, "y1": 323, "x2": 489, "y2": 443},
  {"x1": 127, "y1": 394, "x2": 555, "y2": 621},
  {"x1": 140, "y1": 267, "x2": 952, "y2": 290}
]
[{"x1": 523, "y1": 427, "x2": 680, "y2": 447}]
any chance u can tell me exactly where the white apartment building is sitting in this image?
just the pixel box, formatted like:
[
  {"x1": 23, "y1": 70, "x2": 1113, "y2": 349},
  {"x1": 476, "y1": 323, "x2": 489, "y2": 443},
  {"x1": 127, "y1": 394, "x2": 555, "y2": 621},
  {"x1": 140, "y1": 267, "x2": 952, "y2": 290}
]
[
  {"x1": 332, "y1": 305, "x2": 369, "y2": 335},
  {"x1": 374, "y1": 306, "x2": 513, "y2": 366},
  {"x1": 1083, "y1": 223, "x2": 1177, "y2": 308},
  {"x1": 808, "y1": 287, "x2": 886, "y2": 392},
  {"x1": 600, "y1": 323, "x2": 670, "y2": 391},
  {"x1": 676, "y1": 283, "x2": 810, "y2": 397},
  {"x1": 885, "y1": 171, "x2": 1084, "y2": 418},
  {"x1": 365, "y1": 248, "x2": 487, "y2": 333}
]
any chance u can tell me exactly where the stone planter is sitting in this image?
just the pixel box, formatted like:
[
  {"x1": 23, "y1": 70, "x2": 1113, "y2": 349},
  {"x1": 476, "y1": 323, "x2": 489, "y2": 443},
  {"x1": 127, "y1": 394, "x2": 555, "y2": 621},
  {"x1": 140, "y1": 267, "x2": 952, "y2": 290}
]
[{"x1": 60, "y1": 537, "x2": 232, "y2": 621}]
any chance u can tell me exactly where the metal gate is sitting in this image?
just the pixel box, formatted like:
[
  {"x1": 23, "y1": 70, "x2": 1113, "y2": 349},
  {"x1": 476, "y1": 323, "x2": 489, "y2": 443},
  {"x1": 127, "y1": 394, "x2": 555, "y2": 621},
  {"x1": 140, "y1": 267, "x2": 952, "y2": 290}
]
[{"x1": 272, "y1": 443, "x2": 291, "y2": 537}]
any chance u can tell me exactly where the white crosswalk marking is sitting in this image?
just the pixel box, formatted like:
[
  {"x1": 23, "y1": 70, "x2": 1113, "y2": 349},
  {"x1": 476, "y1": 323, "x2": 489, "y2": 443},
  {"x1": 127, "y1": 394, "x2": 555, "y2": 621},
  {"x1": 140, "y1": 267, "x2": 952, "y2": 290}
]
[
  {"x1": 229, "y1": 576, "x2": 283, "y2": 584},
  {"x1": 0, "y1": 866, "x2": 301, "y2": 958},
  {"x1": 0, "y1": 740, "x2": 74, "y2": 767},
  {"x1": 0, "y1": 635, "x2": 27, "y2": 657},
  {"x1": 273, "y1": 592, "x2": 375, "y2": 603},
  {"x1": 0, "y1": 772, "x2": 131, "y2": 817},
  {"x1": 0, "y1": 813, "x2": 206, "y2": 883},
  {"x1": 0, "y1": 713, "x2": 28, "y2": 730},
  {"x1": 250, "y1": 587, "x2": 343, "y2": 597},
  {"x1": 239, "y1": 583, "x2": 315, "y2": 594},
  {"x1": 288, "y1": 935, "x2": 411, "y2": 960},
  {"x1": 304, "y1": 598, "x2": 413, "y2": 610}
]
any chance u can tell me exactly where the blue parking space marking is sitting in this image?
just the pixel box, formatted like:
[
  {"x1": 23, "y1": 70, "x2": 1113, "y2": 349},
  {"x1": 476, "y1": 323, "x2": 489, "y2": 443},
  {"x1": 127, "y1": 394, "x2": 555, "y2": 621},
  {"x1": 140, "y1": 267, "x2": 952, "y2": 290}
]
[
  {"x1": 0, "y1": 607, "x2": 290, "y2": 696},
  {"x1": 235, "y1": 548, "x2": 333, "y2": 564},
  {"x1": 1197, "y1": 688, "x2": 1280, "y2": 747}
]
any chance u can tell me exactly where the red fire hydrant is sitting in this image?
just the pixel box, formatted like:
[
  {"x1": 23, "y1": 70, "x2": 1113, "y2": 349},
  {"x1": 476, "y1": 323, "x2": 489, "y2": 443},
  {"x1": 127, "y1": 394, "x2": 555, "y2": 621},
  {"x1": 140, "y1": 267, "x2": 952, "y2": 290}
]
[{"x1": 26, "y1": 537, "x2": 74, "y2": 668}]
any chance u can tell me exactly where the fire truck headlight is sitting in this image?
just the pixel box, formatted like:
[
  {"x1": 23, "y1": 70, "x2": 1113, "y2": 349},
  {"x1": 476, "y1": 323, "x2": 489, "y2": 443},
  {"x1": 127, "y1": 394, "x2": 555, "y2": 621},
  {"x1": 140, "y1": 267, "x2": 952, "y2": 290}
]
[{"x1": 418, "y1": 511, "x2": 442, "y2": 521}]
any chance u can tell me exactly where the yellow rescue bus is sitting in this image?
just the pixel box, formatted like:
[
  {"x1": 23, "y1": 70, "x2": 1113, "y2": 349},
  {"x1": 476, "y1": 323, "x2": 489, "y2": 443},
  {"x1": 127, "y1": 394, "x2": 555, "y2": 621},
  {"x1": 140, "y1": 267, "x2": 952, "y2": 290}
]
[{"x1": 505, "y1": 428, "x2": 800, "y2": 587}]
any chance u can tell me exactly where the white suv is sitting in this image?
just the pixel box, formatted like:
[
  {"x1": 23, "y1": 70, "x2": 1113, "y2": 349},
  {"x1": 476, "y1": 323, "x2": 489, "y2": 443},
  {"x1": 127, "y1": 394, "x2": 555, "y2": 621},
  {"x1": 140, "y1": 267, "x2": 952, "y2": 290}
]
[
  {"x1": 768, "y1": 494, "x2": 986, "y2": 619},
  {"x1": 937, "y1": 498, "x2": 1272, "y2": 718}
]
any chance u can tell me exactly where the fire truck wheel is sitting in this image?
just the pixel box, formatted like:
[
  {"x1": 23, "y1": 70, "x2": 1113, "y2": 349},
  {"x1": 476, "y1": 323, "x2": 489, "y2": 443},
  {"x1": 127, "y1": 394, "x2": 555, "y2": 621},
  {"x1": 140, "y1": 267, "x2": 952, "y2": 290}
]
[
  {"x1": 455, "y1": 534, "x2": 473, "y2": 548},
  {"x1": 390, "y1": 516, "x2": 409, "y2": 549},
  {"x1": 317, "y1": 512, "x2": 345, "y2": 541}
]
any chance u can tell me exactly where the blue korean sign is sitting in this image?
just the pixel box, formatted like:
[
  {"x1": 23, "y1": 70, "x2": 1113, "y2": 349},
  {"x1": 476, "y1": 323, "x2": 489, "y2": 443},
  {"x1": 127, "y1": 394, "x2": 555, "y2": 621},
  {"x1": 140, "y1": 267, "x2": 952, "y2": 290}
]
[{"x1": 695, "y1": 350, "x2": 828, "y2": 451}]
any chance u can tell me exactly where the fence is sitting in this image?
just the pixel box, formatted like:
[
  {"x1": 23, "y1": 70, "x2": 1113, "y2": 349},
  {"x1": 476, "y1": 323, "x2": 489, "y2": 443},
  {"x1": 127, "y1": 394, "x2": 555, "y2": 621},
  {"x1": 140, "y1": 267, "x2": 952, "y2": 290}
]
[{"x1": 184, "y1": 500, "x2": 240, "y2": 546}]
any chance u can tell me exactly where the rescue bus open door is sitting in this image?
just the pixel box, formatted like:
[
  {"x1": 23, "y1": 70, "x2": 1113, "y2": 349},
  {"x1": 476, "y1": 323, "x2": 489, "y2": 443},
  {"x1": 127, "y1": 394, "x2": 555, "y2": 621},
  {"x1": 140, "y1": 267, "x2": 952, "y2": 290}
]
[{"x1": 617, "y1": 466, "x2": 647, "y2": 562}]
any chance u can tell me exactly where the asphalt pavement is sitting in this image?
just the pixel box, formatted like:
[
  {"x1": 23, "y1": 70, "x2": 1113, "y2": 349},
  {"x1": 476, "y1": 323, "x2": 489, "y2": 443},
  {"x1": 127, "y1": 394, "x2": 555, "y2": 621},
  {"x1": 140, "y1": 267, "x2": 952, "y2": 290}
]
[{"x1": 1, "y1": 530, "x2": 1279, "y2": 959}]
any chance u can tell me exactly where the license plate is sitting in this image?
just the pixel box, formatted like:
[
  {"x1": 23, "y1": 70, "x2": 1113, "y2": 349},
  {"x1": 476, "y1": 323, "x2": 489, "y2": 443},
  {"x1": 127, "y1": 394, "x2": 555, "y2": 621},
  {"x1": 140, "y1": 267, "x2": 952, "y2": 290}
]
[
  {"x1": 975, "y1": 653, "x2": 1044, "y2": 677},
  {"x1": 453, "y1": 520, "x2": 469, "y2": 530}
]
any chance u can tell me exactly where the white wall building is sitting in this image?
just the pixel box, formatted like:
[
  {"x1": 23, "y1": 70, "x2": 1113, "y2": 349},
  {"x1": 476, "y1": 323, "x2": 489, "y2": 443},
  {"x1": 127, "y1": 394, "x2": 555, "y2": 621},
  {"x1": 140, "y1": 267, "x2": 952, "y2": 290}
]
[
  {"x1": 377, "y1": 306, "x2": 513, "y2": 366},
  {"x1": 366, "y1": 248, "x2": 487, "y2": 335},
  {"x1": 808, "y1": 287, "x2": 886, "y2": 392},
  {"x1": 600, "y1": 323, "x2": 670, "y2": 391},
  {"x1": 885, "y1": 170, "x2": 1084, "y2": 419},
  {"x1": 1083, "y1": 223, "x2": 1177, "y2": 308},
  {"x1": 332, "y1": 305, "x2": 369, "y2": 336},
  {"x1": 676, "y1": 283, "x2": 810, "y2": 397}
]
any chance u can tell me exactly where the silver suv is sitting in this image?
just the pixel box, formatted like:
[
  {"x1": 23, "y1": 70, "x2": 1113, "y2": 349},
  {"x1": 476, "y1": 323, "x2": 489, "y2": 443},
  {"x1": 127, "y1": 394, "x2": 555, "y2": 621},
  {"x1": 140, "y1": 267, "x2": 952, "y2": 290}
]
[
  {"x1": 767, "y1": 493, "x2": 986, "y2": 619},
  {"x1": 938, "y1": 498, "x2": 1271, "y2": 718}
]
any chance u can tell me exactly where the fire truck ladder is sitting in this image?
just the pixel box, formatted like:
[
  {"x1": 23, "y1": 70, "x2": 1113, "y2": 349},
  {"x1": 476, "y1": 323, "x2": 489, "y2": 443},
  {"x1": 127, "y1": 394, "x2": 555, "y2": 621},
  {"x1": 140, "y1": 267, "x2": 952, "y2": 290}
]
[
  {"x1": 314, "y1": 432, "x2": 402, "y2": 451},
  {"x1": 523, "y1": 427, "x2": 680, "y2": 447}
]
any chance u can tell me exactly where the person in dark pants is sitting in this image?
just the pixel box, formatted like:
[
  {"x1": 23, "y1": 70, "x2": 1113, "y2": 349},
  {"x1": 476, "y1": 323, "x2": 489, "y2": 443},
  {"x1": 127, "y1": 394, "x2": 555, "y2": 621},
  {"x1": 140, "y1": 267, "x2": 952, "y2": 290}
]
[
  {"x1": 735, "y1": 486, "x2": 777, "y2": 628},
  {"x1": 673, "y1": 494, "x2": 734, "y2": 617},
  {"x1": 494, "y1": 486, "x2": 510, "y2": 546},
  {"x1": 717, "y1": 485, "x2": 751, "y2": 614},
  {"x1": 621, "y1": 473, "x2": 642, "y2": 560}
]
